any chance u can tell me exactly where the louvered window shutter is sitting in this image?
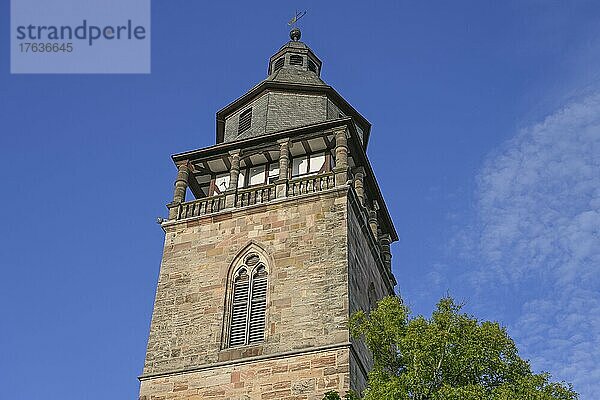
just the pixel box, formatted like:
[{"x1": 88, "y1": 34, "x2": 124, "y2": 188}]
[
  {"x1": 238, "y1": 108, "x2": 252, "y2": 134},
  {"x1": 248, "y1": 266, "x2": 267, "y2": 344},
  {"x1": 229, "y1": 269, "x2": 249, "y2": 347}
]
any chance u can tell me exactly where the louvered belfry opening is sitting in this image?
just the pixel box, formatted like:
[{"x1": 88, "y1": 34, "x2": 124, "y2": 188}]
[
  {"x1": 272, "y1": 57, "x2": 284, "y2": 72},
  {"x1": 238, "y1": 108, "x2": 252, "y2": 134},
  {"x1": 289, "y1": 54, "x2": 303, "y2": 66},
  {"x1": 228, "y1": 253, "x2": 268, "y2": 347}
]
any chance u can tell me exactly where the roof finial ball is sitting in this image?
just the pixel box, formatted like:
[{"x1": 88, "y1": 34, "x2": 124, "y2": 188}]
[
  {"x1": 287, "y1": 10, "x2": 306, "y2": 41},
  {"x1": 290, "y1": 27, "x2": 301, "y2": 41}
]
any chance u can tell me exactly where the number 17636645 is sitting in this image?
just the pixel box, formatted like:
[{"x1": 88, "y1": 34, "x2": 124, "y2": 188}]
[{"x1": 19, "y1": 43, "x2": 73, "y2": 53}]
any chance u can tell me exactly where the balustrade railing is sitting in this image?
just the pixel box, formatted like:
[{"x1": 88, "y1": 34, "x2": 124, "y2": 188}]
[
  {"x1": 288, "y1": 172, "x2": 335, "y2": 197},
  {"x1": 236, "y1": 184, "x2": 275, "y2": 207},
  {"x1": 176, "y1": 195, "x2": 226, "y2": 220},
  {"x1": 173, "y1": 172, "x2": 337, "y2": 220}
]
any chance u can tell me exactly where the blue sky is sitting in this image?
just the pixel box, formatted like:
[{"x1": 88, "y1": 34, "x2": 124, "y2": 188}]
[{"x1": 1, "y1": 1, "x2": 599, "y2": 398}]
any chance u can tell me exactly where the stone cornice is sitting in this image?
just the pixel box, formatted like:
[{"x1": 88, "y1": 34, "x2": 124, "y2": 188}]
[
  {"x1": 138, "y1": 342, "x2": 353, "y2": 381},
  {"x1": 161, "y1": 185, "x2": 348, "y2": 229}
]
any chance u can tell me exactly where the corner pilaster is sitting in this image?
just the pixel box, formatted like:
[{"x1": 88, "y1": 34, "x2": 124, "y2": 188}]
[
  {"x1": 225, "y1": 150, "x2": 241, "y2": 208},
  {"x1": 334, "y1": 129, "x2": 349, "y2": 186},
  {"x1": 276, "y1": 138, "x2": 290, "y2": 198},
  {"x1": 168, "y1": 162, "x2": 190, "y2": 219}
]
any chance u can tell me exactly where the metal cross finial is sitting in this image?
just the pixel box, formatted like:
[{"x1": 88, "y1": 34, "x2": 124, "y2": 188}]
[{"x1": 287, "y1": 10, "x2": 307, "y2": 28}]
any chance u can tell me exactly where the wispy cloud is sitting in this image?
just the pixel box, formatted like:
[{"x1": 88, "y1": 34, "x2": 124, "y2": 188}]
[{"x1": 464, "y1": 93, "x2": 600, "y2": 398}]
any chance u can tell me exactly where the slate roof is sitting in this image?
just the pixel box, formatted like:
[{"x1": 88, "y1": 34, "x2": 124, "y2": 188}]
[{"x1": 266, "y1": 64, "x2": 327, "y2": 86}]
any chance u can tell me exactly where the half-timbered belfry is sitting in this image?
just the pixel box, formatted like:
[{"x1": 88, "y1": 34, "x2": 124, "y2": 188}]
[{"x1": 139, "y1": 27, "x2": 398, "y2": 400}]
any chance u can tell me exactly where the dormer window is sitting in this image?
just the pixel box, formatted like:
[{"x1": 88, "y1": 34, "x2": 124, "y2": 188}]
[
  {"x1": 289, "y1": 54, "x2": 303, "y2": 66},
  {"x1": 308, "y1": 59, "x2": 317, "y2": 73},
  {"x1": 272, "y1": 57, "x2": 284, "y2": 73},
  {"x1": 238, "y1": 108, "x2": 252, "y2": 134}
]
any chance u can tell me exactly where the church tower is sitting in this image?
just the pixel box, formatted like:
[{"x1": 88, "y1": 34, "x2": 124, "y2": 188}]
[{"x1": 139, "y1": 28, "x2": 398, "y2": 399}]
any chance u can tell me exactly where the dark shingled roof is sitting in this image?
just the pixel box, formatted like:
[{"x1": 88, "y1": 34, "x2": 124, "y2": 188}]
[
  {"x1": 266, "y1": 66, "x2": 327, "y2": 86},
  {"x1": 265, "y1": 40, "x2": 326, "y2": 86}
]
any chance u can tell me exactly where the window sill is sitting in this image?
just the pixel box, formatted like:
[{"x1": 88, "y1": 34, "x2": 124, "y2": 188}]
[{"x1": 218, "y1": 344, "x2": 264, "y2": 362}]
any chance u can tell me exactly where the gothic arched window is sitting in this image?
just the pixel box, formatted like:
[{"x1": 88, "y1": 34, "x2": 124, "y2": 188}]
[{"x1": 228, "y1": 253, "x2": 268, "y2": 347}]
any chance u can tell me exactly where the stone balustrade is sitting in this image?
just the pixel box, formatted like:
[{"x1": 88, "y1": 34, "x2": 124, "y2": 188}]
[
  {"x1": 288, "y1": 172, "x2": 335, "y2": 197},
  {"x1": 175, "y1": 194, "x2": 227, "y2": 220},
  {"x1": 171, "y1": 171, "x2": 337, "y2": 221},
  {"x1": 236, "y1": 184, "x2": 276, "y2": 207}
]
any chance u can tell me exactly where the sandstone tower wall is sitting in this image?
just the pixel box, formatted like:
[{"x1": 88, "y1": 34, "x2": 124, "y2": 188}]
[
  {"x1": 140, "y1": 189, "x2": 357, "y2": 399},
  {"x1": 140, "y1": 348, "x2": 350, "y2": 400}
]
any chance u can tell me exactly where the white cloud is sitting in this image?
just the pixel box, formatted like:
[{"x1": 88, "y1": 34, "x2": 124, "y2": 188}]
[{"x1": 466, "y1": 93, "x2": 600, "y2": 398}]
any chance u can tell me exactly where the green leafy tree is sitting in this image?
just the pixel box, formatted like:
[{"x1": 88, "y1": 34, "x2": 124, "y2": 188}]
[
  {"x1": 323, "y1": 390, "x2": 359, "y2": 400},
  {"x1": 326, "y1": 296, "x2": 577, "y2": 400}
]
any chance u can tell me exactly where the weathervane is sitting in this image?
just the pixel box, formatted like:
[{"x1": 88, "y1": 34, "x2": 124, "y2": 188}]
[
  {"x1": 288, "y1": 10, "x2": 307, "y2": 28},
  {"x1": 288, "y1": 10, "x2": 306, "y2": 41}
]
